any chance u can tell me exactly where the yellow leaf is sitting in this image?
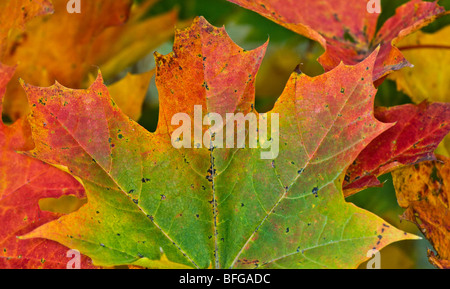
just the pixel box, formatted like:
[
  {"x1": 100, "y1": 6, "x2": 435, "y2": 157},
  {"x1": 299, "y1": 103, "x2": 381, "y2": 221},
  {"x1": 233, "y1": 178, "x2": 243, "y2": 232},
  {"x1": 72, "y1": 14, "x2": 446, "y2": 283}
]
[
  {"x1": 392, "y1": 155, "x2": 450, "y2": 269},
  {"x1": 390, "y1": 27, "x2": 450, "y2": 102},
  {"x1": 89, "y1": 4, "x2": 184, "y2": 81},
  {"x1": 107, "y1": 70, "x2": 154, "y2": 121},
  {"x1": 2, "y1": 0, "x2": 178, "y2": 120}
]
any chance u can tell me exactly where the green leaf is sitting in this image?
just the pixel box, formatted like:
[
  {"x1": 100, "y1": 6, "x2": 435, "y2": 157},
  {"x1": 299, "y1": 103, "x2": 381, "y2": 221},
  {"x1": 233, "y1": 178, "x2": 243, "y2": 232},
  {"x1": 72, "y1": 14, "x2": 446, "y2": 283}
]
[{"x1": 21, "y1": 17, "x2": 417, "y2": 269}]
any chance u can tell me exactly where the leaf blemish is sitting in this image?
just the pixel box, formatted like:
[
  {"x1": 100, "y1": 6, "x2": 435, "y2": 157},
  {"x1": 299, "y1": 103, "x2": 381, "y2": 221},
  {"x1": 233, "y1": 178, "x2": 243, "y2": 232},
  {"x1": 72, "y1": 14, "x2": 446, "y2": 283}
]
[{"x1": 312, "y1": 187, "x2": 319, "y2": 198}]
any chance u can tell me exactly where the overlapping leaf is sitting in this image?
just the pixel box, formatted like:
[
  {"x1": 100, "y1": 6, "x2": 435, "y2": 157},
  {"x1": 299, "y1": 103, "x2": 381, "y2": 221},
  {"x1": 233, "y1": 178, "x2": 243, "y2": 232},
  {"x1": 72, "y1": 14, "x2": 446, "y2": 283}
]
[
  {"x1": 227, "y1": 0, "x2": 446, "y2": 82},
  {"x1": 2, "y1": 0, "x2": 178, "y2": 120},
  {"x1": 389, "y1": 26, "x2": 450, "y2": 103},
  {"x1": 19, "y1": 17, "x2": 416, "y2": 269},
  {"x1": 344, "y1": 101, "x2": 450, "y2": 196},
  {"x1": 392, "y1": 155, "x2": 450, "y2": 269},
  {"x1": 0, "y1": 63, "x2": 95, "y2": 269},
  {"x1": 388, "y1": 25, "x2": 450, "y2": 157}
]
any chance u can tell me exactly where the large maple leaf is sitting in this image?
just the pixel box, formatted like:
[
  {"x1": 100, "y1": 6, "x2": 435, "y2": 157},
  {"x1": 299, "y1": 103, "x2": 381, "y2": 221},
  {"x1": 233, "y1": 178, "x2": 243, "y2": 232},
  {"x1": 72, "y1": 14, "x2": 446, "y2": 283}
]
[
  {"x1": 227, "y1": 0, "x2": 446, "y2": 82},
  {"x1": 2, "y1": 0, "x2": 178, "y2": 120},
  {"x1": 20, "y1": 17, "x2": 416, "y2": 269},
  {"x1": 0, "y1": 63, "x2": 95, "y2": 269}
]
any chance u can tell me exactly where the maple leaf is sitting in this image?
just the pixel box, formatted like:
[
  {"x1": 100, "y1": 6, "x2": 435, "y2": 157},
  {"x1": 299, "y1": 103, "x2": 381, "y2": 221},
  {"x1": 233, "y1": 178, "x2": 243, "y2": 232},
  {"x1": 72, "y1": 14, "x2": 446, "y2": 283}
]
[
  {"x1": 227, "y1": 0, "x2": 446, "y2": 82},
  {"x1": 392, "y1": 155, "x2": 450, "y2": 269},
  {"x1": 2, "y1": 0, "x2": 178, "y2": 120},
  {"x1": 343, "y1": 101, "x2": 450, "y2": 196},
  {"x1": 18, "y1": 17, "x2": 416, "y2": 269},
  {"x1": 0, "y1": 63, "x2": 95, "y2": 269},
  {"x1": 388, "y1": 26, "x2": 450, "y2": 157},
  {"x1": 389, "y1": 26, "x2": 450, "y2": 103}
]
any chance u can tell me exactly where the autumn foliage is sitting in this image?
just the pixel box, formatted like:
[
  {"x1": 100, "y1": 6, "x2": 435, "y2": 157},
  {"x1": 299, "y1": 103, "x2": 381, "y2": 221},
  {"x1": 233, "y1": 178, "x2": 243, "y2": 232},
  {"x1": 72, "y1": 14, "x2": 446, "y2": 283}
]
[{"x1": 0, "y1": 0, "x2": 449, "y2": 269}]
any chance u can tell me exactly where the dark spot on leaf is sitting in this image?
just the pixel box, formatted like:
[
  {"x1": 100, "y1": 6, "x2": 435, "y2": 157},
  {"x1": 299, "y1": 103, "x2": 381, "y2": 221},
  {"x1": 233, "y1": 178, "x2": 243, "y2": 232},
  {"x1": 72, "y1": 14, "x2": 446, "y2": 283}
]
[{"x1": 312, "y1": 187, "x2": 319, "y2": 197}]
